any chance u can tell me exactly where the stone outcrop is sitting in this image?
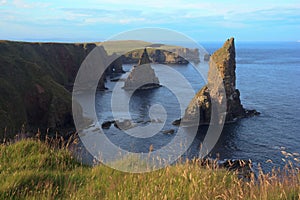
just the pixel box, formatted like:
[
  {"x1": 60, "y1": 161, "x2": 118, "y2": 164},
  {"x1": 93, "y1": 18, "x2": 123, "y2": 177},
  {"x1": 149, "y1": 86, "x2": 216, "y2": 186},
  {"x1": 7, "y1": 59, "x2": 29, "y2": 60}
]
[
  {"x1": 123, "y1": 48, "x2": 160, "y2": 90},
  {"x1": 151, "y1": 49, "x2": 189, "y2": 64},
  {"x1": 180, "y1": 38, "x2": 259, "y2": 126},
  {"x1": 138, "y1": 48, "x2": 151, "y2": 65}
]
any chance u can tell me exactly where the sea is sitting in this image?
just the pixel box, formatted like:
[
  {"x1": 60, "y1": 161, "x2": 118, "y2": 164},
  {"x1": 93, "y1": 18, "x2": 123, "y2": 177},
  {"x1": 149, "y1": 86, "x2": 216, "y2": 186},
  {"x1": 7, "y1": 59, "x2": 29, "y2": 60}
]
[{"x1": 91, "y1": 41, "x2": 300, "y2": 171}]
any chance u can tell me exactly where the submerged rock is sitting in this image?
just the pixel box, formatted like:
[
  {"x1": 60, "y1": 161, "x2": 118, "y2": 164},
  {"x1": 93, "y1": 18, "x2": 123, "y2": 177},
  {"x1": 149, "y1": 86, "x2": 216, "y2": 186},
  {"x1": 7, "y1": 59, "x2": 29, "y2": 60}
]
[
  {"x1": 123, "y1": 48, "x2": 160, "y2": 90},
  {"x1": 114, "y1": 119, "x2": 136, "y2": 130},
  {"x1": 101, "y1": 121, "x2": 115, "y2": 129},
  {"x1": 162, "y1": 129, "x2": 175, "y2": 135},
  {"x1": 172, "y1": 119, "x2": 181, "y2": 126},
  {"x1": 245, "y1": 109, "x2": 261, "y2": 117}
]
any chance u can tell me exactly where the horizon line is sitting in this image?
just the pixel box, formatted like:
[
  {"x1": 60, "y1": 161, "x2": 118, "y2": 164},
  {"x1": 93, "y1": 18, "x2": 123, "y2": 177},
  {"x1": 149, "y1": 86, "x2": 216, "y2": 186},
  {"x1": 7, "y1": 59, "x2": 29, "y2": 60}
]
[{"x1": 1, "y1": 38, "x2": 299, "y2": 44}]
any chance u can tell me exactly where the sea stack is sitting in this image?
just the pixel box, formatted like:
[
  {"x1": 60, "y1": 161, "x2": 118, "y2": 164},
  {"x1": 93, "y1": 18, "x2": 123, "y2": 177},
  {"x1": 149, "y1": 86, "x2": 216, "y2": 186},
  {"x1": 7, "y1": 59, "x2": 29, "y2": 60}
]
[
  {"x1": 181, "y1": 38, "x2": 259, "y2": 125},
  {"x1": 123, "y1": 48, "x2": 160, "y2": 90}
]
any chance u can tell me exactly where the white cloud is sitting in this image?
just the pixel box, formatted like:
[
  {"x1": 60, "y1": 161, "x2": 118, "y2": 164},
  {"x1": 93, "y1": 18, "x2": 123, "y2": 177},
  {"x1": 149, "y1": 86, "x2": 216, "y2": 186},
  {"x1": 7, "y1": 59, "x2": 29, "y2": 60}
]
[
  {"x1": 0, "y1": 0, "x2": 7, "y2": 5},
  {"x1": 13, "y1": 0, "x2": 31, "y2": 8},
  {"x1": 50, "y1": 1, "x2": 300, "y2": 29},
  {"x1": 119, "y1": 18, "x2": 145, "y2": 24},
  {"x1": 1, "y1": 0, "x2": 300, "y2": 41},
  {"x1": 12, "y1": 0, "x2": 49, "y2": 9},
  {"x1": 82, "y1": 16, "x2": 145, "y2": 25}
]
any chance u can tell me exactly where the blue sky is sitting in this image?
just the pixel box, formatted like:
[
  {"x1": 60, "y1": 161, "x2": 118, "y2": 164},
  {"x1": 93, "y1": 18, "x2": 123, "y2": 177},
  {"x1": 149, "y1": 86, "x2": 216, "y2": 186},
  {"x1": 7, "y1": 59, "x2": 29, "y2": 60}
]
[{"x1": 0, "y1": 0, "x2": 299, "y2": 42}]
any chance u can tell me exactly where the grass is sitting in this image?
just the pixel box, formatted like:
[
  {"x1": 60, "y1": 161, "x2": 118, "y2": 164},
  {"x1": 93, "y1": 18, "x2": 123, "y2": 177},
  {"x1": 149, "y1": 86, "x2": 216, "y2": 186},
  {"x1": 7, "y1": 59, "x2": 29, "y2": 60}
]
[
  {"x1": 98, "y1": 40, "x2": 189, "y2": 55},
  {"x1": 0, "y1": 138, "x2": 299, "y2": 199},
  {"x1": 98, "y1": 40, "x2": 152, "y2": 55}
]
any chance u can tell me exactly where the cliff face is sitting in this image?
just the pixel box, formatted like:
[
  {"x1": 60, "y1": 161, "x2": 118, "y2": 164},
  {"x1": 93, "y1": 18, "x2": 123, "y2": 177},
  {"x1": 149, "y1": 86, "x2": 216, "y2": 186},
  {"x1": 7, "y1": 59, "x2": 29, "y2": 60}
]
[
  {"x1": 182, "y1": 38, "x2": 252, "y2": 125},
  {"x1": 122, "y1": 47, "x2": 199, "y2": 64},
  {"x1": 106, "y1": 53, "x2": 125, "y2": 74},
  {"x1": 0, "y1": 41, "x2": 107, "y2": 138},
  {"x1": 208, "y1": 38, "x2": 245, "y2": 121}
]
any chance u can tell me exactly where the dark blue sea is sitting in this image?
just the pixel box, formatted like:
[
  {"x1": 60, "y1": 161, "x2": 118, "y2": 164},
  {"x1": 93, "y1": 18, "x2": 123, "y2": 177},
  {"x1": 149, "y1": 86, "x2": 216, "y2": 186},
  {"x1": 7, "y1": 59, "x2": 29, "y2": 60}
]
[{"x1": 94, "y1": 42, "x2": 300, "y2": 171}]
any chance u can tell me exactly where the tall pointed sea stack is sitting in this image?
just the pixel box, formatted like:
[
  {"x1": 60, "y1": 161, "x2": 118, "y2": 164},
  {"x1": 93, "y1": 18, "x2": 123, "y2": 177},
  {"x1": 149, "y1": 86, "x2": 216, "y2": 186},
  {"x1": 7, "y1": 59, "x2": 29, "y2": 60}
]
[
  {"x1": 138, "y1": 48, "x2": 151, "y2": 65},
  {"x1": 208, "y1": 37, "x2": 245, "y2": 121},
  {"x1": 181, "y1": 38, "x2": 259, "y2": 125},
  {"x1": 123, "y1": 48, "x2": 160, "y2": 90}
]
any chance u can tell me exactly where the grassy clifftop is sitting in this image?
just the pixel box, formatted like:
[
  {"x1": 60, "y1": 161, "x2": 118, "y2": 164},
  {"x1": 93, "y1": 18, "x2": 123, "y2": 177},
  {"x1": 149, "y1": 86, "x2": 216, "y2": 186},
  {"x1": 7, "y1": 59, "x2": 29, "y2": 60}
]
[{"x1": 0, "y1": 139, "x2": 299, "y2": 199}]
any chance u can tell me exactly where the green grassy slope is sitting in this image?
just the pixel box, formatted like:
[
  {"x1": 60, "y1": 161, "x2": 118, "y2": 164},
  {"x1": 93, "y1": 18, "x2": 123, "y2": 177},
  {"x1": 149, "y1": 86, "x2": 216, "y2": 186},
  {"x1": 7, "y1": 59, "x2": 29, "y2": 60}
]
[{"x1": 0, "y1": 140, "x2": 299, "y2": 199}]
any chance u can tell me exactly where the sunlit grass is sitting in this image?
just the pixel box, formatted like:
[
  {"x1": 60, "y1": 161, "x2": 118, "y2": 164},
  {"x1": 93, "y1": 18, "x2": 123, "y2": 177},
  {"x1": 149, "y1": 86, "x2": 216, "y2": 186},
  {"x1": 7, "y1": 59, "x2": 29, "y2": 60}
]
[{"x1": 0, "y1": 138, "x2": 299, "y2": 199}]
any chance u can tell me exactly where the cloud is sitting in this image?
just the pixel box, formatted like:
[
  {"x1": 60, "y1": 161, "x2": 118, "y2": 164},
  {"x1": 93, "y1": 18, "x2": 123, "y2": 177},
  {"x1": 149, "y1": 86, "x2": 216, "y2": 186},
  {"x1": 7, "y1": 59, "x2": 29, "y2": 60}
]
[
  {"x1": 12, "y1": 0, "x2": 30, "y2": 8},
  {"x1": 7, "y1": 1, "x2": 300, "y2": 27},
  {"x1": 1, "y1": 0, "x2": 300, "y2": 41},
  {"x1": 119, "y1": 18, "x2": 145, "y2": 24},
  {"x1": 0, "y1": 0, "x2": 7, "y2": 5},
  {"x1": 61, "y1": 8, "x2": 148, "y2": 25},
  {"x1": 82, "y1": 16, "x2": 145, "y2": 25},
  {"x1": 12, "y1": 0, "x2": 49, "y2": 9},
  {"x1": 221, "y1": 6, "x2": 300, "y2": 29}
]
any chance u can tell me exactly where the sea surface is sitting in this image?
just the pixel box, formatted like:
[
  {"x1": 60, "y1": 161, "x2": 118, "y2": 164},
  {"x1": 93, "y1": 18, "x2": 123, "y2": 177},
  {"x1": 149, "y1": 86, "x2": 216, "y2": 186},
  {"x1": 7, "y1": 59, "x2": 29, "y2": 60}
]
[{"x1": 93, "y1": 42, "x2": 300, "y2": 171}]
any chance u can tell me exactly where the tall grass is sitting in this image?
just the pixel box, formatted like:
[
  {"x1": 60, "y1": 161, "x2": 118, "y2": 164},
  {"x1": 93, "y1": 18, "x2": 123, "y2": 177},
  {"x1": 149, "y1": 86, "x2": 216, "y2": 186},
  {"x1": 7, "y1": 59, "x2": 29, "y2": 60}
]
[{"x1": 0, "y1": 137, "x2": 299, "y2": 199}]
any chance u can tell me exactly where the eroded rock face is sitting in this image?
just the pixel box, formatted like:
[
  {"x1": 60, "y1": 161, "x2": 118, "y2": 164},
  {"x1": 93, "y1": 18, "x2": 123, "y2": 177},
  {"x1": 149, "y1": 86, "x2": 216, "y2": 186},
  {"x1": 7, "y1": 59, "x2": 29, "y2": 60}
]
[
  {"x1": 106, "y1": 53, "x2": 125, "y2": 74},
  {"x1": 122, "y1": 47, "x2": 199, "y2": 64},
  {"x1": 181, "y1": 38, "x2": 257, "y2": 125},
  {"x1": 182, "y1": 85, "x2": 212, "y2": 125},
  {"x1": 123, "y1": 49, "x2": 160, "y2": 90},
  {"x1": 208, "y1": 37, "x2": 245, "y2": 121}
]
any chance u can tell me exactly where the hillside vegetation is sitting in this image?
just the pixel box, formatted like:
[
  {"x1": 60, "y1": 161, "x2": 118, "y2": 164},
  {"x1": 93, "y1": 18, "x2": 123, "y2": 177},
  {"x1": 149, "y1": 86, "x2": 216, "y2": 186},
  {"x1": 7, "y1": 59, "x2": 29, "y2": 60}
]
[
  {"x1": 0, "y1": 41, "x2": 97, "y2": 137},
  {"x1": 0, "y1": 139, "x2": 299, "y2": 199}
]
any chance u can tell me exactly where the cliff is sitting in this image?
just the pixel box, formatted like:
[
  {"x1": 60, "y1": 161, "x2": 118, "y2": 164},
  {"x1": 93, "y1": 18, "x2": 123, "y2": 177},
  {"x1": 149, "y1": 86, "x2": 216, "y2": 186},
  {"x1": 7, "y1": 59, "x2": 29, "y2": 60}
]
[
  {"x1": 0, "y1": 40, "x2": 108, "y2": 138},
  {"x1": 122, "y1": 46, "x2": 200, "y2": 64},
  {"x1": 181, "y1": 38, "x2": 259, "y2": 126}
]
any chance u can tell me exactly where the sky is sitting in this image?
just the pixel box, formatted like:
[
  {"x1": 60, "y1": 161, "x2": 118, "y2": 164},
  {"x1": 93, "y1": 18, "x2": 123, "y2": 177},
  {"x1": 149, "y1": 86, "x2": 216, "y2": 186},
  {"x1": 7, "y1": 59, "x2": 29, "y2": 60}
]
[{"x1": 0, "y1": 0, "x2": 299, "y2": 42}]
